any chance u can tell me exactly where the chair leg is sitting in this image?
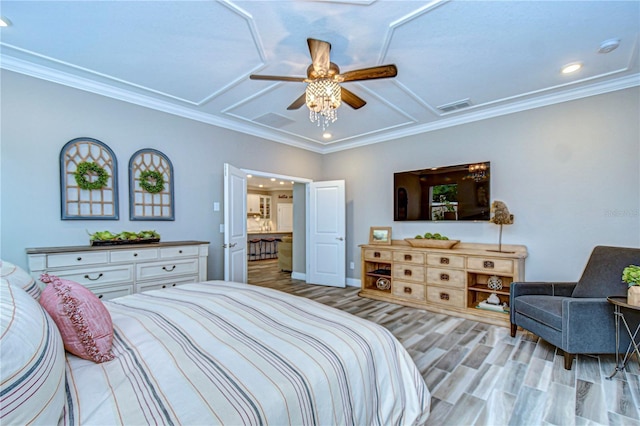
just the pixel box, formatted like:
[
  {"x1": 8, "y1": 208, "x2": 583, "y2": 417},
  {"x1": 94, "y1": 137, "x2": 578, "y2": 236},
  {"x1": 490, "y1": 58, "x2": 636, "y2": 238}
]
[
  {"x1": 563, "y1": 352, "x2": 574, "y2": 370},
  {"x1": 510, "y1": 323, "x2": 517, "y2": 337}
]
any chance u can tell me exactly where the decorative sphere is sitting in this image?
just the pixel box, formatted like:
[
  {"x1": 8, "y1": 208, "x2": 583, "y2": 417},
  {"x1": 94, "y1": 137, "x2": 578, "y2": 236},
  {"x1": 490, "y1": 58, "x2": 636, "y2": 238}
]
[
  {"x1": 487, "y1": 275, "x2": 503, "y2": 291},
  {"x1": 376, "y1": 277, "x2": 391, "y2": 290}
]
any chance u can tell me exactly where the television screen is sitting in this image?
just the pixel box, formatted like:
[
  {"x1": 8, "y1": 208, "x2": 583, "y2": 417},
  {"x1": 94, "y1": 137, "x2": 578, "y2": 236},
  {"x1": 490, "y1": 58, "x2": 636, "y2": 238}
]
[{"x1": 394, "y1": 162, "x2": 490, "y2": 221}]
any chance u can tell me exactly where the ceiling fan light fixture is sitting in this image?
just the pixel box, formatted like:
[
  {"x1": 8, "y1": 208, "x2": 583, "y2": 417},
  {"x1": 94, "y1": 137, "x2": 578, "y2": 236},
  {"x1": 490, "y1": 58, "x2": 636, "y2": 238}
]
[{"x1": 306, "y1": 78, "x2": 341, "y2": 130}]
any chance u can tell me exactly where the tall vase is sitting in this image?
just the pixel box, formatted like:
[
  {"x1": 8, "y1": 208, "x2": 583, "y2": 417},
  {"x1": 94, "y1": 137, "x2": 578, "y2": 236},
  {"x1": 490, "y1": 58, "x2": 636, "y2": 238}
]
[{"x1": 629, "y1": 286, "x2": 640, "y2": 307}]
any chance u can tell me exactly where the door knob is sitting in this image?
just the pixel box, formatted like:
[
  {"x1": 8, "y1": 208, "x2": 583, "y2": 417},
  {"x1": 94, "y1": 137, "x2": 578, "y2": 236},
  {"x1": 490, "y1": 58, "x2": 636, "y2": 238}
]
[{"x1": 336, "y1": 237, "x2": 344, "y2": 241}]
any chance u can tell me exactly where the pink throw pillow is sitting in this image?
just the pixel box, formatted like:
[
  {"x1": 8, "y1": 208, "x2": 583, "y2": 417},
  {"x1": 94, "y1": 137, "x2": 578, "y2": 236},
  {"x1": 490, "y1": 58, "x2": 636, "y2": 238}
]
[{"x1": 39, "y1": 274, "x2": 114, "y2": 363}]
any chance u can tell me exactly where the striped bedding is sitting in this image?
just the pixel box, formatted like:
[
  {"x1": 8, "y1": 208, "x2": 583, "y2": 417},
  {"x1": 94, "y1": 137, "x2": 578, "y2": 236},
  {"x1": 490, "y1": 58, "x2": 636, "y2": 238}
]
[{"x1": 61, "y1": 281, "x2": 430, "y2": 425}]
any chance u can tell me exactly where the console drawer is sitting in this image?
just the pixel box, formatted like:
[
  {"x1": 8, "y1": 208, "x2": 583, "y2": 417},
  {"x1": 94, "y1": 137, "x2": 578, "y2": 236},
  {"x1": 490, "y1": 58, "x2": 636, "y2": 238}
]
[
  {"x1": 393, "y1": 251, "x2": 425, "y2": 264},
  {"x1": 136, "y1": 275, "x2": 199, "y2": 293},
  {"x1": 363, "y1": 249, "x2": 392, "y2": 262},
  {"x1": 427, "y1": 286, "x2": 465, "y2": 308},
  {"x1": 47, "y1": 251, "x2": 108, "y2": 268},
  {"x1": 89, "y1": 283, "x2": 134, "y2": 301},
  {"x1": 393, "y1": 264, "x2": 425, "y2": 283},
  {"x1": 392, "y1": 281, "x2": 425, "y2": 302},
  {"x1": 467, "y1": 257, "x2": 513, "y2": 274},
  {"x1": 427, "y1": 267, "x2": 465, "y2": 288},
  {"x1": 427, "y1": 253, "x2": 465, "y2": 269}
]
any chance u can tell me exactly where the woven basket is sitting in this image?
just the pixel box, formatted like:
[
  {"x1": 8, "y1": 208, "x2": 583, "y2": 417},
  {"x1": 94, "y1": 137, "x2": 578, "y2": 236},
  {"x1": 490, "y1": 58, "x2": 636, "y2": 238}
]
[{"x1": 404, "y1": 238, "x2": 460, "y2": 249}]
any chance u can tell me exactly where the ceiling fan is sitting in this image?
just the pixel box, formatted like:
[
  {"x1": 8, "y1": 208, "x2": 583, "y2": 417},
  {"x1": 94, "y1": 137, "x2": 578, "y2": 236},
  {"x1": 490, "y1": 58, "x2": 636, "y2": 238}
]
[{"x1": 250, "y1": 38, "x2": 398, "y2": 111}]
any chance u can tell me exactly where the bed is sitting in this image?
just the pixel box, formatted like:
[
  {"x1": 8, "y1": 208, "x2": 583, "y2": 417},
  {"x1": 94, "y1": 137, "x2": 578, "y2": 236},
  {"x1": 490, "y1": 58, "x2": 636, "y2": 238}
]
[{"x1": 1, "y1": 274, "x2": 430, "y2": 425}]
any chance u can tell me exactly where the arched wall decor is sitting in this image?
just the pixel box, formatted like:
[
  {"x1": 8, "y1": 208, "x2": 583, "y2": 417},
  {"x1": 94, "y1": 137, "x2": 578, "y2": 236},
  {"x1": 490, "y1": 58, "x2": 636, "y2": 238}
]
[
  {"x1": 129, "y1": 149, "x2": 174, "y2": 221},
  {"x1": 60, "y1": 137, "x2": 119, "y2": 220}
]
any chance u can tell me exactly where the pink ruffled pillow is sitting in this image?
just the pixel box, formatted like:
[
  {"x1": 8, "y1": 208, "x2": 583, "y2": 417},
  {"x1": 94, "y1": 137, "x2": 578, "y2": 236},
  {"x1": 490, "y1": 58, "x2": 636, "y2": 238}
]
[{"x1": 39, "y1": 274, "x2": 114, "y2": 363}]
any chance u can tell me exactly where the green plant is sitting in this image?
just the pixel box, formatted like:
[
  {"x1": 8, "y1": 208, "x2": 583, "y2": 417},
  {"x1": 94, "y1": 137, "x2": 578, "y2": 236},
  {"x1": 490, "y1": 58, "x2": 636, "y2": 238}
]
[
  {"x1": 622, "y1": 265, "x2": 640, "y2": 287},
  {"x1": 74, "y1": 161, "x2": 109, "y2": 190},
  {"x1": 139, "y1": 170, "x2": 165, "y2": 193}
]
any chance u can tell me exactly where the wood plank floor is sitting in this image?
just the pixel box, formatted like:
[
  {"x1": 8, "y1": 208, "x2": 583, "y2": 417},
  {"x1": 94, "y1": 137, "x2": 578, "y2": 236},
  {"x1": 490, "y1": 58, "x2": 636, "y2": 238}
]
[{"x1": 248, "y1": 259, "x2": 640, "y2": 426}]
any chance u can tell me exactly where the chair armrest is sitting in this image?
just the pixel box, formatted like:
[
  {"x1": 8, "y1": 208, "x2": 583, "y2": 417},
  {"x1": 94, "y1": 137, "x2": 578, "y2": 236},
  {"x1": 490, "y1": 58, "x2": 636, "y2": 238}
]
[
  {"x1": 561, "y1": 298, "x2": 615, "y2": 353},
  {"x1": 510, "y1": 282, "x2": 577, "y2": 298}
]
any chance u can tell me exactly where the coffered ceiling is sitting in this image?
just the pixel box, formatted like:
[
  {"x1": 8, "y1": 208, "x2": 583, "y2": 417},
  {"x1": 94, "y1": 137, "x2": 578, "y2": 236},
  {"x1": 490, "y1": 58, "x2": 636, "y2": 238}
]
[{"x1": 1, "y1": 1, "x2": 638, "y2": 153}]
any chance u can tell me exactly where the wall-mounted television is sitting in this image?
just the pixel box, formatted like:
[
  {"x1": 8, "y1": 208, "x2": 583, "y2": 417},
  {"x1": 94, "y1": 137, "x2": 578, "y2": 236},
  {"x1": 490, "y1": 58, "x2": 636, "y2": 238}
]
[{"x1": 394, "y1": 162, "x2": 490, "y2": 221}]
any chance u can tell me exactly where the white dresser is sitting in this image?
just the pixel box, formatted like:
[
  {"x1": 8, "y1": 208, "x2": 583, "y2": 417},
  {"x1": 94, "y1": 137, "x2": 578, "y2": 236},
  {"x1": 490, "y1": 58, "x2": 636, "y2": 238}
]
[{"x1": 26, "y1": 241, "x2": 209, "y2": 300}]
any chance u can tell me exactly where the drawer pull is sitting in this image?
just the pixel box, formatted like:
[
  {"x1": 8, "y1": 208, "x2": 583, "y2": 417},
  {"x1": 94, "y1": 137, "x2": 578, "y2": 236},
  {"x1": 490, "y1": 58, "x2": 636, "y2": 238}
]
[
  {"x1": 179, "y1": 250, "x2": 183, "y2": 254},
  {"x1": 162, "y1": 265, "x2": 176, "y2": 272},
  {"x1": 484, "y1": 260, "x2": 495, "y2": 269},
  {"x1": 98, "y1": 294, "x2": 104, "y2": 299},
  {"x1": 440, "y1": 257, "x2": 450, "y2": 265},
  {"x1": 374, "y1": 252, "x2": 381, "y2": 258},
  {"x1": 440, "y1": 273, "x2": 450, "y2": 281},
  {"x1": 76, "y1": 257, "x2": 82, "y2": 261},
  {"x1": 172, "y1": 283, "x2": 177, "y2": 287},
  {"x1": 162, "y1": 285, "x2": 167, "y2": 288},
  {"x1": 84, "y1": 273, "x2": 103, "y2": 281},
  {"x1": 404, "y1": 287, "x2": 412, "y2": 294},
  {"x1": 404, "y1": 269, "x2": 412, "y2": 276},
  {"x1": 440, "y1": 292, "x2": 450, "y2": 301},
  {"x1": 133, "y1": 253, "x2": 138, "y2": 257},
  {"x1": 404, "y1": 254, "x2": 412, "y2": 261}
]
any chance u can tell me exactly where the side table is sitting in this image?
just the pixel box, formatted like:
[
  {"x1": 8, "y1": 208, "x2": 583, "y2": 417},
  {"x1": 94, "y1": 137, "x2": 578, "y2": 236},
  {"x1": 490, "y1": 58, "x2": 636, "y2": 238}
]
[{"x1": 607, "y1": 296, "x2": 640, "y2": 379}]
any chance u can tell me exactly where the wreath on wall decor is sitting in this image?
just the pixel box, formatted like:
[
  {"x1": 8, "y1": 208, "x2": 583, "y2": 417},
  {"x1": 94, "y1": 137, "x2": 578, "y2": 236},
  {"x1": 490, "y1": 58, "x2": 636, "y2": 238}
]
[
  {"x1": 139, "y1": 170, "x2": 165, "y2": 193},
  {"x1": 74, "y1": 161, "x2": 110, "y2": 190}
]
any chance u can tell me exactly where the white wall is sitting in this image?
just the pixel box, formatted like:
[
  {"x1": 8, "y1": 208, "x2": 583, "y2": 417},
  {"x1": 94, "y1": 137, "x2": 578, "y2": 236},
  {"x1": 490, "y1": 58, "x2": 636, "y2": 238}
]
[
  {"x1": 0, "y1": 71, "x2": 324, "y2": 278},
  {"x1": 324, "y1": 88, "x2": 640, "y2": 282}
]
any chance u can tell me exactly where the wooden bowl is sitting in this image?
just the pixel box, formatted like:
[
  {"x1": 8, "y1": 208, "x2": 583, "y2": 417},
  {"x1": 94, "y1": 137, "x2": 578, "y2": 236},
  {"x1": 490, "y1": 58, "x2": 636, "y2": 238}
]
[{"x1": 404, "y1": 238, "x2": 460, "y2": 249}]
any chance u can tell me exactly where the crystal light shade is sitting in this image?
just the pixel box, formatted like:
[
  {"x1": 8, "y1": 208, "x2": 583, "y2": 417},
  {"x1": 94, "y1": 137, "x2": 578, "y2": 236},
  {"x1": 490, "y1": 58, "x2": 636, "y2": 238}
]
[{"x1": 305, "y1": 78, "x2": 341, "y2": 130}]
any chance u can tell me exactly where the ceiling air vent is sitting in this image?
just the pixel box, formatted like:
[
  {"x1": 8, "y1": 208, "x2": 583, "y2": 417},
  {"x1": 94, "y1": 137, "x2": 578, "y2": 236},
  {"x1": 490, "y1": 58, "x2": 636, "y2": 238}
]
[
  {"x1": 254, "y1": 113, "x2": 295, "y2": 128},
  {"x1": 437, "y1": 98, "x2": 472, "y2": 113}
]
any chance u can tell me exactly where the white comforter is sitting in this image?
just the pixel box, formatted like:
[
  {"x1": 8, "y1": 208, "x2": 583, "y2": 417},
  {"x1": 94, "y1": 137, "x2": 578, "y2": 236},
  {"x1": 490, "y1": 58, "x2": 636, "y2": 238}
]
[{"x1": 62, "y1": 281, "x2": 430, "y2": 425}]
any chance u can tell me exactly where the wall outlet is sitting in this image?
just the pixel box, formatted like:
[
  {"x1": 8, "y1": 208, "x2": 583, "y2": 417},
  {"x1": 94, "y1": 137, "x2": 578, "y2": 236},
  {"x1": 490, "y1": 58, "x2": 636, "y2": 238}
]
[
  {"x1": 350, "y1": 261, "x2": 355, "y2": 270},
  {"x1": 219, "y1": 224, "x2": 224, "y2": 233},
  {"x1": 213, "y1": 202, "x2": 220, "y2": 211}
]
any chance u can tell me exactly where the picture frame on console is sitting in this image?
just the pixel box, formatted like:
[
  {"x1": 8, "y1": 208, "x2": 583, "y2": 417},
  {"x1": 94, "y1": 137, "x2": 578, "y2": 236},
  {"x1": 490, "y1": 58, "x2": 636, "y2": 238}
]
[{"x1": 369, "y1": 227, "x2": 392, "y2": 245}]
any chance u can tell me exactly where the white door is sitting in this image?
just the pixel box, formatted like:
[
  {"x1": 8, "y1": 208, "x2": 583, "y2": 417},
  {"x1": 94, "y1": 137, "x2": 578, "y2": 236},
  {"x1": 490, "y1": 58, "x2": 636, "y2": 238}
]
[
  {"x1": 223, "y1": 163, "x2": 247, "y2": 282},
  {"x1": 277, "y1": 203, "x2": 293, "y2": 232},
  {"x1": 307, "y1": 180, "x2": 346, "y2": 287}
]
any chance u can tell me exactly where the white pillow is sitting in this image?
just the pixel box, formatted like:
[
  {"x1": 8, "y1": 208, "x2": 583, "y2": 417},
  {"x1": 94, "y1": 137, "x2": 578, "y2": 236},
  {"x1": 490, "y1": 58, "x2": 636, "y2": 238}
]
[
  {"x1": 1, "y1": 259, "x2": 42, "y2": 300},
  {"x1": 0, "y1": 281, "x2": 66, "y2": 425}
]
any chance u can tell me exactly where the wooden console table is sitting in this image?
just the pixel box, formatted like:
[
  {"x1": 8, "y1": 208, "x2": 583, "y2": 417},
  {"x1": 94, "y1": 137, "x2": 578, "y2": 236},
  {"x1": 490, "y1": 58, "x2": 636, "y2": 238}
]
[{"x1": 359, "y1": 240, "x2": 527, "y2": 327}]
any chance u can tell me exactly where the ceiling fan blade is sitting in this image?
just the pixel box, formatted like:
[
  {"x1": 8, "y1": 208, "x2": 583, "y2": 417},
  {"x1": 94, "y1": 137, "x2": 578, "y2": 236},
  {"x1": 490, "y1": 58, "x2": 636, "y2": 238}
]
[
  {"x1": 287, "y1": 93, "x2": 307, "y2": 110},
  {"x1": 341, "y1": 87, "x2": 366, "y2": 110},
  {"x1": 307, "y1": 38, "x2": 331, "y2": 76},
  {"x1": 339, "y1": 64, "x2": 397, "y2": 82},
  {"x1": 250, "y1": 74, "x2": 306, "y2": 82}
]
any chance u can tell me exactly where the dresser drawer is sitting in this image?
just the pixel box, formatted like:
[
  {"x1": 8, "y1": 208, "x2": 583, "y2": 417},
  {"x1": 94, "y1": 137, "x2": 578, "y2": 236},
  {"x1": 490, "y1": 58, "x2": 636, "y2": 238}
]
[
  {"x1": 46, "y1": 265, "x2": 134, "y2": 287},
  {"x1": 467, "y1": 257, "x2": 513, "y2": 274},
  {"x1": 392, "y1": 281, "x2": 425, "y2": 302},
  {"x1": 136, "y1": 259, "x2": 199, "y2": 281},
  {"x1": 426, "y1": 267, "x2": 465, "y2": 288},
  {"x1": 393, "y1": 264, "x2": 425, "y2": 283},
  {"x1": 160, "y1": 246, "x2": 199, "y2": 259},
  {"x1": 90, "y1": 283, "x2": 134, "y2": 301},
  {"x1": 111, "y1": 248, "x2": 158, "y2": 263},
  {"x1": 393, "y1": 251, "x2": 425, "y2": 264},
  {"x1": 363, "y1": 249, "x2": 392, "y2": 262},
  {"x1": 136, "y1": 275, "x2": 198, "y2": 293},
  {"x1": 47, "y1": 251, "x2": 108, "y2": 268},
  {"x1": 427, "y1": 253, "x2": 465, "y2": 269},
  {"x1": 427, "y1": 286, "x2": 465, "y2": 308}
]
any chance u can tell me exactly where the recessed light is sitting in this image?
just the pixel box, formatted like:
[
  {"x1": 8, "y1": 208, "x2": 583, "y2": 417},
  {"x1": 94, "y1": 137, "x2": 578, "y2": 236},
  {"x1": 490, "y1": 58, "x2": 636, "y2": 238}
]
[
  {"x1": 598, "y1": 38, "x2": 620, "y2": 54},
  {"x1": 561, "y1": 62, "x2": 582, "y2": 74},
  {"x1": 247, "y1": 174, "x2": 253, "y2": 178},
  {"x1": 258, "y1": 184, "x2": 263, "y2": 188},
  {"x1": 0, "y1": 17, "x2": 12, "y2": 27},
  {"x1": 322, "y1": 132, "x2": 332, "y2": 139},
  {"x1": 270, "y1": 178, "x2": 276, "y2": 182},
  {"x1": 279, "y1": 181, "x2": 284, "y2": 185}
]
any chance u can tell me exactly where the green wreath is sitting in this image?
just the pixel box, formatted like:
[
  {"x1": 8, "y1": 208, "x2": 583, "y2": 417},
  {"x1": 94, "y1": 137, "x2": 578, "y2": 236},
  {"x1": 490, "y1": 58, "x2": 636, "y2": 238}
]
[
  {"x1": 74, "y1": 161, "x2": 109, "y2": 190},
  {"x1": 139, "y1": 170, "x2": 165, "y2": 193}
]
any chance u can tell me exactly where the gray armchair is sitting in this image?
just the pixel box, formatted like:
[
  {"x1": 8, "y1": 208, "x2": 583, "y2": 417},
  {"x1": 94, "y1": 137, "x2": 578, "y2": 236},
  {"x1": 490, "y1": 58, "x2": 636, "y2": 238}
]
[{"x1": 510, "y1": 245, "x2": 640, "y2": 370}]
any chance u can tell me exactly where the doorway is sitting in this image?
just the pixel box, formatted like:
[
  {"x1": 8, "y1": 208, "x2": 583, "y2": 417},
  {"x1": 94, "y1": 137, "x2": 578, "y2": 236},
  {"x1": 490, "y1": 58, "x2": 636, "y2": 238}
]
[{"x1": 242, "y1": 169, "x2": 311, "y2": 284}]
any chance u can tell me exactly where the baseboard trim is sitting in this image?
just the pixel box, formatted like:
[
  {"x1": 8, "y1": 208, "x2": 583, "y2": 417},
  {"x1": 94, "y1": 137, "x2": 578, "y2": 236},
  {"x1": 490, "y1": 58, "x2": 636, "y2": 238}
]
[
  {"x1": 291, "y1": 272, "x2": 306, "y2": 281},
  {"x1": 346, "y1": 278, "x2": 361, "y2": 288}
]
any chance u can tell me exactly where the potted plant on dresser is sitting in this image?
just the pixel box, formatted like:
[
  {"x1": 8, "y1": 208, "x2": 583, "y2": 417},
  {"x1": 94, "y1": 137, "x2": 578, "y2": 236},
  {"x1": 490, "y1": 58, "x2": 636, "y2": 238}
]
[{"x1": 623, "y1": 264, "x2": 640, "y2": 306}]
